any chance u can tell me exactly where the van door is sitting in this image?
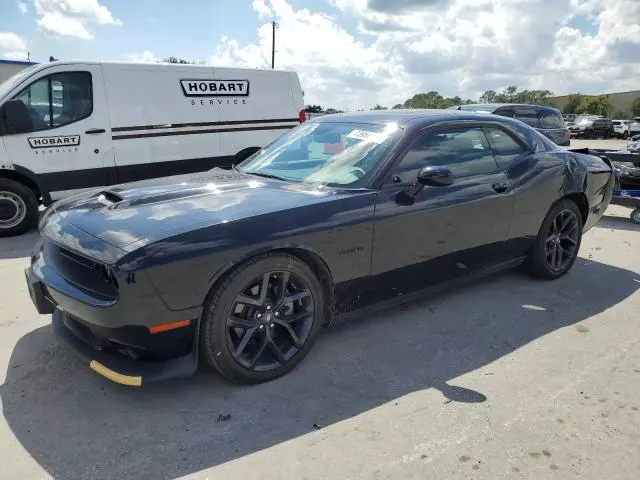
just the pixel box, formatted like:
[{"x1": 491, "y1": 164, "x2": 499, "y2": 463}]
[
  {"x1": 1, "y1": 64, "x2": 113, "y2": 201},
  {"x1": 105, "y1": 64, "x2": 223, "y2": 185},
  {"x1": 215, "y1": 68, "x2": 301, "y2": 164}
]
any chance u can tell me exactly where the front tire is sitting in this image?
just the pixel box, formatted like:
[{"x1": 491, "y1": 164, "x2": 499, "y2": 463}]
[
  {"x1": 525, "y1": 199, "x2": 583, "y2": 280},
  {"x1": 0, "y1": 178, "x2": 39, "y2": 237},
  {"x1": 200, "y1": 253, "x2": 324, "y2": 383}
]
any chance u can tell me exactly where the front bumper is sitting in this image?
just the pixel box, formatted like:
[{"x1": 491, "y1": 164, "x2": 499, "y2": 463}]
[
  {"x1": 25, "y1": 238, "x2": 202, "y2": 386},
  {"x1": 52, "y1": 308, "x2": 199, "y2": 386}
]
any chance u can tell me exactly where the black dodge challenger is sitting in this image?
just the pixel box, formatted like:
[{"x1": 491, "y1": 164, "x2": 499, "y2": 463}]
[{"x1": 25, "y1": 110, "x2": 614, "y2": 386}]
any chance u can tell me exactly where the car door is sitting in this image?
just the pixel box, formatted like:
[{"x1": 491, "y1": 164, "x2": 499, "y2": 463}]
[
  {"x1": 371, "y1": 125, "x2": 514, "y2": 294},
  {"x1": 1, "y1": 64, "x2": 113, "y2": 200}
]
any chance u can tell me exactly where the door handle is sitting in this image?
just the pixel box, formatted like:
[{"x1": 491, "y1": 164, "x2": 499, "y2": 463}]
[
  {"x1": 491, "y1": 182, "x2": 509, "y2": 193},
  {"x1": 85, "y1": 128, "x2": 106, "y2": 134}
]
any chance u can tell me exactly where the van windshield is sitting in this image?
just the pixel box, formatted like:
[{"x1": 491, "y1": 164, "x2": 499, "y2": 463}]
[
  {"x1": 0, "y1": 64, "x2": 38, "y2": 100},
  {"x1": 236, "y1": 121, "x2": 401, "y2": 187}
]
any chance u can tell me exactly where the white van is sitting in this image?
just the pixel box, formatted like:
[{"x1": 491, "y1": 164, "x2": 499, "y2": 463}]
[{"x1": 0, "y1": 61, "x2": 305, "y2": 235}]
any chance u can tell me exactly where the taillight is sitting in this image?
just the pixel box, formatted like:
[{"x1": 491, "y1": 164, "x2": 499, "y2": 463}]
[{"x1": 299, "y1": 110, "x2": 306, "y2": 123}]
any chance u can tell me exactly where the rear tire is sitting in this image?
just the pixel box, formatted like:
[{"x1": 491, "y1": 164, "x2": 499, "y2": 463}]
[
  {"x1": 0, "y1": 178, "x2": 38, "y2": 237},
  {"x1": 200, "y1": 252, "x2": 324, "y2": 384},
  {"x1": 525, "y1": 199, "x2": 583, "y2": 280},
  {"x1": 631, "y1": 208, "x2": 640, "y2": 225}
]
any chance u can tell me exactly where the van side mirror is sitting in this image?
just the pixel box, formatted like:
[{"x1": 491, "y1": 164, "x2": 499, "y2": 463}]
[{"x1": 1, "y1": 100, "x2": 33, "y2": 134}]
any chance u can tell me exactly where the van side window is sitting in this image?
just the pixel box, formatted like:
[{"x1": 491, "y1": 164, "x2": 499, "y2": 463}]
[
  {"x1": 12, "y1": 71, "x2": 92, "y2": 132},
  {"x1": 484, "y1": 127, "x2": 527, "y2": 169},
  {"x1": 388, "y1": 127, "x2": 498, "y2": 184},
  {"x1": 14, "y1": 77, "x2": 50, "y2": 132},
  {"x1": 539, "y1": 109, "x2": 565, "y2": 129}
]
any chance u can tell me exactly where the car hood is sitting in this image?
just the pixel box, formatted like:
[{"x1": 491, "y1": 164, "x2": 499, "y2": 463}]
[{"x1": 45, "y1": 169, "x2": 337, "y2": 250}]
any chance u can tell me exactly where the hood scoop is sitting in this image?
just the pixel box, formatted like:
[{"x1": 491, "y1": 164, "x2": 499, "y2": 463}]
[{"x1": 95, "y1": 190, "x2": 125, "y2": 205}]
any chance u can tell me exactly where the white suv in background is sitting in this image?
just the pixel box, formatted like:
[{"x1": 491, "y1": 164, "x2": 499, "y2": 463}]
[{"x1": 612, "y1": 120, "x2": 631, "y2": 139}]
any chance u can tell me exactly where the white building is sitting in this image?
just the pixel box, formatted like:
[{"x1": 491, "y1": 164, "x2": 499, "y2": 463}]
[{"x1": 0, "y1": 59, "x2": 38, "y2": 84}]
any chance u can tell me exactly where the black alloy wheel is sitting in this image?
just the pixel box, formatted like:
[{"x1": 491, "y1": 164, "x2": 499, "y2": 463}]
[
  {"x1": 526, "y1": 198, "x2": 583, "y2": 280},
  {"x1": 544, "y1": 209, "x2": 580, "y2": 273},
  {"x1": 226, "y1": 271, "x2": 314, "y2": 372},
  {"x1": 201, "y1": 253, "x2": 324, "y2": 383}
]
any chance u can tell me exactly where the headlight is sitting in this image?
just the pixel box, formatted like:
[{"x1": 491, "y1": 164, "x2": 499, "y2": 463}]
[
  {"x1": 614, "y1": 161, "x2": 635, "y2": 168},
  {"x1": 38, "y1": 205, "x2": 55, "y2": 231}
]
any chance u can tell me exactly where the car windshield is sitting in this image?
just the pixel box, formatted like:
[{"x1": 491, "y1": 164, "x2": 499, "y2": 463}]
[{"x1": 236, "y1": 121, "x2": 401, "y2": 187}]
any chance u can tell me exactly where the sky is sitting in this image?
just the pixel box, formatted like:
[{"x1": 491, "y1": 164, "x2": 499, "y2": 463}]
[{"x1": 0, "y1": 0, "x2": 639, "y2": 110}]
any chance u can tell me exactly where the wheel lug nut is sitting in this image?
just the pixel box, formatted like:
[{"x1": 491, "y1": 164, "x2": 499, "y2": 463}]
[
  {"x1": 270, "y1": 323, "x2": 275, "y2": 328},
  {"x1": 266, "y1": 305, "x2": 271, "y2": 310},
  {"x1": 259, "y1": 325, "x2": 264, "y2": 330},
  {"x1": 257, "y1": 313, "x2": 262, "y2": 319},
  {"x1": 274, "y1": 311, "x2": 279, "y2": 317}
]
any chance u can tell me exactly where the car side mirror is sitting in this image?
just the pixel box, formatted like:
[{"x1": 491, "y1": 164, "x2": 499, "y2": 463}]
[
  {"x1": 396, "y1": 165, "x2": 454, "y2": 205},
  {"x1": 0, "y1": 99, "x2": 33, "y2": 134},
  {"x1": 417, "y1": 165, "x2": 454, "y2": 187}
]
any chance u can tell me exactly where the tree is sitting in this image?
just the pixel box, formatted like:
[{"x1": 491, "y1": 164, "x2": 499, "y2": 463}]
[
  {"x1": 392, "y1": 104, "x2": 404, "y2": 109},
  {"x1": 479, "y1": 86, "x2": 554, "y2": 105},
  {"x1": 575, "y1": 95, "x2": 611, "y2": 117},
  {"x1": 372, "y1": 104, "x2": 388, "y2": 110},
  {"x1": 562, "y1": 94, "x2": 583, "y2": 114},
  {"x1": 614, "y1": 110, "x2": 630, "y2": 120},
  {"x1": 479, "y1": 90, "x2": 498, "y2": 103},
  {"x1": 403, "y1": 91, "x2": 473, "y2": 109},
  {"x1": 163, "y1": 56, "x2": 195, "y2": 64},
  {"x1": 305, "y1": 105, "x2": 323, "y2": 113},
  {"x1": 630, "y1": 96, "x2": 640, "y2": 117}
]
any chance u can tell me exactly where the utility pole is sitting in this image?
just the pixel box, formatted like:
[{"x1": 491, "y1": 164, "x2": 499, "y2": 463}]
[{"x1": 271, "y1": 21, "x2": 277, "y2": 69}]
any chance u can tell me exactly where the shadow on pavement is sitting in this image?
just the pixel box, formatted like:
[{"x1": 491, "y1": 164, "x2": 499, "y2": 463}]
[
  {"x1": 1, "y1": 258, "x2": 638, "y2": 480},
  {"x1": 0, "y1": 230, "x2": 38, "y2": 259}
]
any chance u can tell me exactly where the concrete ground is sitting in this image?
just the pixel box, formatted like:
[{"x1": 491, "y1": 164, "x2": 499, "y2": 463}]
[
  {"x1": 570, "y1": 138, "x2": 630, "y2": 150},
  {"x1": 1, "y1": 140, "x2": 639, "y2": 480}
]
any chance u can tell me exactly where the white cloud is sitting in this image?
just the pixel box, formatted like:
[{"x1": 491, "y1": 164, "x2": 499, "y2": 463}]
[
  {"x1": 16, "y1": 0, "x2": 27, "y2": 15},
  {"x1": 34, "y1": 0, "x2": 121, "y2": 39},
  {"x1": 126, "y1": 50, "x2": 160, "y2": 63},
  {"x1": 3, "y1": 51, "x2": 30, "y2": 60},
  {"x1": 0, "y1": 32, "x2": 27, "y2": 51},
  {"x1": 252, "y1": 0, "x2": 274, "y2": 19},
  {"x1": 211, "y1": 0, "x2": 417, "y2": 109},
  {"x1": 0, "y1": 32, "x2": 28, "y2": 59},
  {"x1": 210, "y1": 0, "x2": 640, "y2": 109}
]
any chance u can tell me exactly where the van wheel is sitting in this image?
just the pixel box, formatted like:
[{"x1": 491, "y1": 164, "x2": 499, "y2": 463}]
[{"x1": 0, "y1": 178, "x2": 39, "y2": 237}]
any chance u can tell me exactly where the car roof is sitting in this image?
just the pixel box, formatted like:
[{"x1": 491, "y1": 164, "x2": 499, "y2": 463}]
[
  {"x1": 314, "y1": 108, "x2": 500, "y2": 126},
  {"x1": 456, "y1": 103, "x2": 561, "y2": 112}
]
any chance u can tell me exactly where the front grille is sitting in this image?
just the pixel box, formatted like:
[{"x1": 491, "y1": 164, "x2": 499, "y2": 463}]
[{"x1": 44, "y1": 242, "x2": 119, "y2": 301}]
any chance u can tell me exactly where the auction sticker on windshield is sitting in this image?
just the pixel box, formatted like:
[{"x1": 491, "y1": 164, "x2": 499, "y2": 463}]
[{"x1": 346, "y1": 129, "x2": 385, "y2": 143}]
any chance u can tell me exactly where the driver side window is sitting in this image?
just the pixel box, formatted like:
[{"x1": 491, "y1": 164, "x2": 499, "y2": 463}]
[
  {"x1": 11, "y1": 71, "x2": 92, "y2": 133},
  {"x1": 389, "y1": 127, "x2": 499, "y2": 184}
]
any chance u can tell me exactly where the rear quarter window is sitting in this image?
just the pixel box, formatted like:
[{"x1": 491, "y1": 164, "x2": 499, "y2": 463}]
[
  {"x1": 539, "y1": 109, "x2": 565, "y2": 129},
  {"x1": 514, "y1": 109, "x2": 540, "y2": 128}
]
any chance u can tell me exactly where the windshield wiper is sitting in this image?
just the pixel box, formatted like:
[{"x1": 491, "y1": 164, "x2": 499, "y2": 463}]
[{"x1": 241, "y1": 171, "x2": 290, "y2": 182}]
